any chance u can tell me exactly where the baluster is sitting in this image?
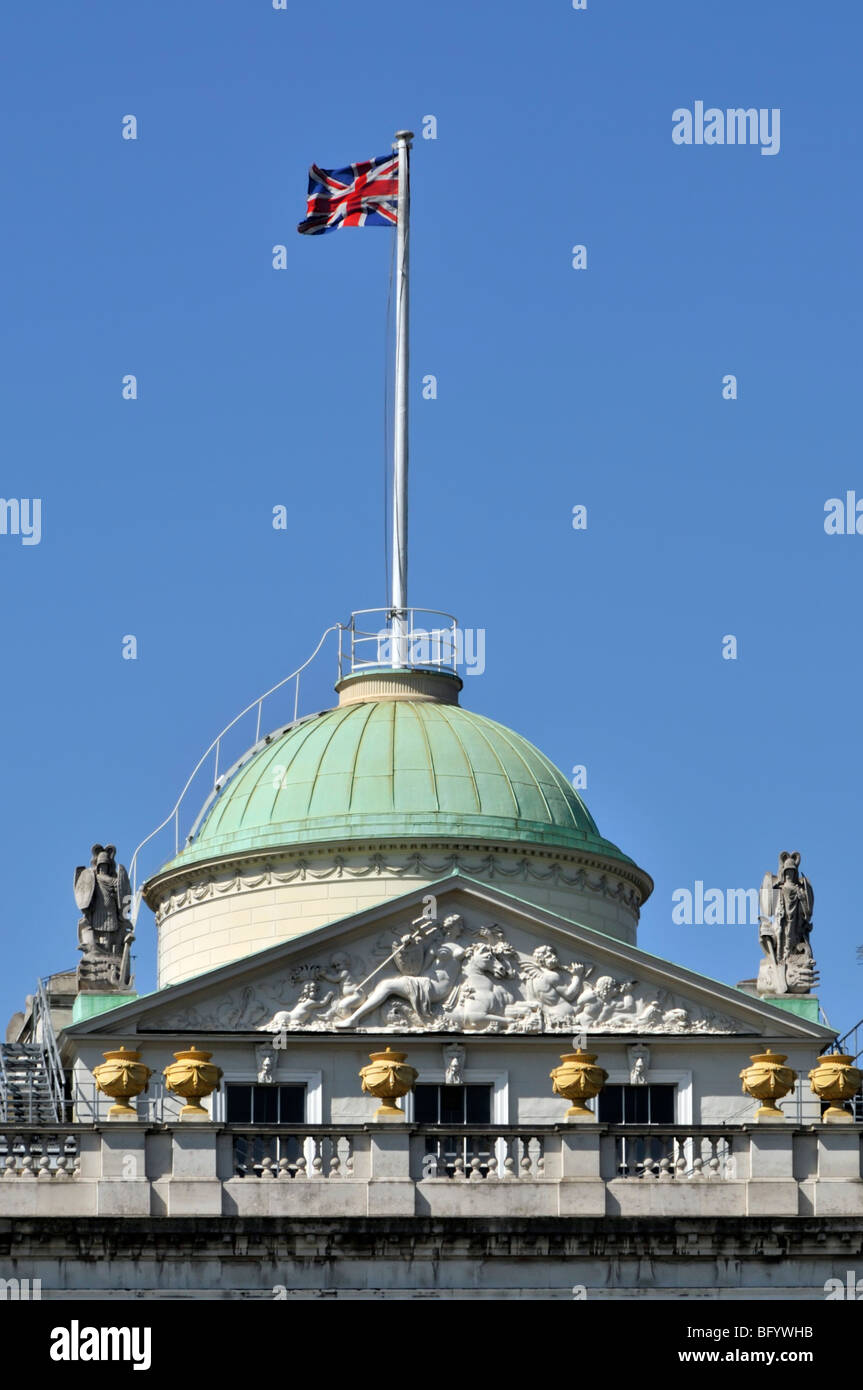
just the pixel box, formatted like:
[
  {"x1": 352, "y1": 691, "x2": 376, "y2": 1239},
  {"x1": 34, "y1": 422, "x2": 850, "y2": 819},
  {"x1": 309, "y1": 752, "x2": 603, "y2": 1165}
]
[
  {"x1": 335, "y1": 1135, "x2": 351, "y2": 1177},
  {"x1": 519, "y1": 1136, "x2": 533, "y2": 1178},
  {"x1": 469, "y1": 1156, "x2": 483, "y2": 1181},
  {"x1": 674, "y1": 1152, "x2": 687, "y2": 1180},
  {"x1": 329, "y1": 1152, "x2": 341, "y2": 1178},
  {"x1": 37, "y1": 1155, "x2": 53, "y2": 1180},
  {"x1": 706, "y1": 1140, "x2": 721, "y2": 1181},
  {"x1": 54, "y1": 1157, "x2": 71, "y2": 1181},
  {"x1": 19, "y1": 1154, "x2": 36, "y2": 1181},
  {"x1": 259, "y1": 1156, "x2": 276, "y2": 1179},
  {"x1": 531, "y1": 1135, "x2": 543, "y2": 1176},
  {"x1": 305, "y1": 1135, "x2": 322, "y2": 1178},
  {"x1": 3, "y1": 1155, "x2": 16, "y2": 1179},
  {"x1": 689, "y1": 1156, "x2": 705, "y2": 1182},
  {"x1": 641, "y1": 1157, "x2": 657, "y2": 1180},
  {"x1": 452, "y1": 1153, "x2": 466, "y2": 1181},
  {"x1": 277, "y1": 1157, "x2": 292, "y2": 1179},
  {"x1": 487, "y1": 1153, "x2": 499, "y2": 1180},
  {"x1": 294, "y1": 1155, "x2": 308, "y2": 1179},
  {"x1": 658, "y1": 1156, "x2": 673, "y2": 1181},
  {"x1": 502, "y1": 1138, "x2": 517, "y2": 1180}
]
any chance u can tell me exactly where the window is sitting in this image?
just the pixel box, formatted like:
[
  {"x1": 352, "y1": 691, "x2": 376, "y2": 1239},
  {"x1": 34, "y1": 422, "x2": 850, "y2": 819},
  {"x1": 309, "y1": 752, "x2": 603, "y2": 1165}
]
[
  {"x1": 415, "y1": 1085, "x2": 494, "y2": 1177},
  {"x1": 414, "y1": 1084, "x2": 492, "y2": 1126},
  {"x1": 227, "y1": 1084, "x2": 307, "y2": 1177},
  {"x1": 598, "y1": 1084, "x2": 677, "y2": 1177},
  {"x1": 597, "y1": 1084, "x2": 675, "y2": 1125},
  {"x1": 226, "y1": 1084, "x2": 306, "y2": 1125}
]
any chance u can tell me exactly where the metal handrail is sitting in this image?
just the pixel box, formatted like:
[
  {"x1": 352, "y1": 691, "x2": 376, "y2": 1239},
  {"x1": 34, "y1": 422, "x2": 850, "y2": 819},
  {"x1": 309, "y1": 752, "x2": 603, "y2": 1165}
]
[
  {"x1": 833, "y1": 1017, "x2": 863, "y2": 1061},
  {"x1": 128, "y1": 607, "x2": 467, "y2": 916},
  {"x1": 339, "y1": 607, "x2": 460, "y2": 677},
  {"x1": 71, "y1": 1075, "x2": 178, "y2": 1125},
  {"x1": 128, "y1": 622, "x2": 342, "y2": 909},
  {"x1": 34, "y1": 979, "x2": 65, "y2": 1123}
]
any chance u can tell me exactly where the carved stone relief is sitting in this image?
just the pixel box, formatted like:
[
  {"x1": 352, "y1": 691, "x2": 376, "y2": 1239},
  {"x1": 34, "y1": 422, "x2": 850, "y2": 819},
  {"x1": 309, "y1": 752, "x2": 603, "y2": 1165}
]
[{"x1": 148, "y1": 912, "x2": 743, "y2": 1036}]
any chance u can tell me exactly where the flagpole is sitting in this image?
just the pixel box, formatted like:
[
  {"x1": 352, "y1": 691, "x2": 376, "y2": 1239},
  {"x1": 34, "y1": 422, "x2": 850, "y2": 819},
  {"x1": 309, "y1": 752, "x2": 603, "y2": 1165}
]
[{"x1": 390, "y1": 129, "x2": 413, "y2": 668}]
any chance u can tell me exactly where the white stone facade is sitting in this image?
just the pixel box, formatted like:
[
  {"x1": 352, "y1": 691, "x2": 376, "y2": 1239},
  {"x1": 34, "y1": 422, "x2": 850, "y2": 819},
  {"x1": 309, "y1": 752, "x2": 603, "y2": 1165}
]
[{"x1": 149, "y1": 844, "x2": 645, "y2": 987}]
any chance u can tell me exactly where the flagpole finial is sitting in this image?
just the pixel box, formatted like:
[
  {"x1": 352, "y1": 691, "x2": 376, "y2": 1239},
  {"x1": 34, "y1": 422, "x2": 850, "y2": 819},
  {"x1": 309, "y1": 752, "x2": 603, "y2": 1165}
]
[{"x1": 393, "y1": 129, "x2": 414, "y2": 146}]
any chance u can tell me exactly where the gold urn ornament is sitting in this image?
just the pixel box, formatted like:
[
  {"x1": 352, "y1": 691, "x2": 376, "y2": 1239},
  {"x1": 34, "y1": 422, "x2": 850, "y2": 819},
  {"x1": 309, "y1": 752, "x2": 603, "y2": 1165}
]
[
  {"x1": 359, "y1": 1046, "x2": 418, "y2": 1121},
  {"x1": 92, "y1": 1045, "x2": 152, "y2": 1119},
  {"x1": 809, "y1": 1053, "x2": 862, "y2": 1123},
  {"x1": 739, "y1": 1048, "x2": 797, "y2": 1120},
  {"x1": 163, "y1": 1045, "x2": 223, "y2": 1120},
  {"x1": 550, "y1": 1049, "x2": 608, "y2": 1120}
]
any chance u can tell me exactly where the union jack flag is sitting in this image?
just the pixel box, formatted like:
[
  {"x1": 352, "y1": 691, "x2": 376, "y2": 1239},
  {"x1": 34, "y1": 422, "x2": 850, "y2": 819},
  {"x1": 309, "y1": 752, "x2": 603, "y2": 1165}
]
[{"x1": 297, "y1": 154, "x2": 399, "y2": 236}]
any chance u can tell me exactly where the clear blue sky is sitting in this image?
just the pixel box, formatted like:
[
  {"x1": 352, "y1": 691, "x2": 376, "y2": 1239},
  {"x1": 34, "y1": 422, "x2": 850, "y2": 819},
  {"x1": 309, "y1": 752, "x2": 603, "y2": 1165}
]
[{"x1": 2, "y1": 1, "x2": 860, "y2": 1037}]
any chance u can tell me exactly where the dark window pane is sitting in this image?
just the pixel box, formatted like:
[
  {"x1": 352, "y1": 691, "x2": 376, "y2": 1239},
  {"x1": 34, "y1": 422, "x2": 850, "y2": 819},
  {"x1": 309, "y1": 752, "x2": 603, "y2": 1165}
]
[
  {"x1": 598, "y1": 1084, "x2": 623, "y2": 1124},
  {"x1": 226, "y1": 1085, "x2": 252, "y2": 1124},
  {"x1": 465, "y1": 1086, "x2": 492, "y2": 1124},
  {"x1": 629, "y1": 1086, "x2": 649, "y2": 1125},
  {"x1": 252, "y1": 1087, "x2": 279, "y2": 1124},
  {"x1": 440, "y1": 1085, "x2": 465, "y2": 1126},
  {"x1": 414, "y1": 1085, "x2": 438, "y2": 1124},
  {"x1": 649, "y1": 1086, "x2": 674, "y2": 1125},
  {"x1": 277, "y1": 1086, "x2": 306, "y2": 1124},
  {"x1": 600, "y1": 1084, "x2": 675, "y2": 1125}
]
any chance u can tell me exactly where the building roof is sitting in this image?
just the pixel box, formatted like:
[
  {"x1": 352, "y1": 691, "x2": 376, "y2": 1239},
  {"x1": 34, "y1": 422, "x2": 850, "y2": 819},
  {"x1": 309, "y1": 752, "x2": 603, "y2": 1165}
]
[{"x1": 156, "y1": 698, "x2": 637, "y2": 874}]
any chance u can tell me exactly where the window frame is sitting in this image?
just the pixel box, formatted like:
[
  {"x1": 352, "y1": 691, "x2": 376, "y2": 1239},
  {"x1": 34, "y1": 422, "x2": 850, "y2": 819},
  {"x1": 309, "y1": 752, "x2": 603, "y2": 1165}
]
[
  {"x1": 224, "y1": 1081, "x2": 309, "y2": 1126},
  {"x1": 413, "y1": 1082, "x2": 495, "y2": 1126},
  {"x1": 212, "y1": 1068, "x2": 322, "y2": 1124},
  {"x1": 402, "y1": 1070, "x2": 509, "y2": 1124},
  {"x1": 588, "y1": 1069, "x2": 692, "y2": 1125}
]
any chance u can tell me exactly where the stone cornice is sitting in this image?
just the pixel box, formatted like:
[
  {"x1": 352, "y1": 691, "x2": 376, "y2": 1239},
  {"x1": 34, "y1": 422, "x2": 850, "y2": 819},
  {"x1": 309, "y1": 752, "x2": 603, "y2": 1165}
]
[{"x1": 144, "y1": 840, "x2": 653, "y2": 925}]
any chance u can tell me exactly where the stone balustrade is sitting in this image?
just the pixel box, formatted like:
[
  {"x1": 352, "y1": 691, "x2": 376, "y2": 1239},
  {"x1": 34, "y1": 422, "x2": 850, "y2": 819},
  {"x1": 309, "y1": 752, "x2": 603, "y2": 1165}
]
[
  {"x1": 0, "y1": 1132, "x2": 80, "y2": 1179},
  {"x1": 0, "y1": 1123, "x2": 860, "y2": 1218}
]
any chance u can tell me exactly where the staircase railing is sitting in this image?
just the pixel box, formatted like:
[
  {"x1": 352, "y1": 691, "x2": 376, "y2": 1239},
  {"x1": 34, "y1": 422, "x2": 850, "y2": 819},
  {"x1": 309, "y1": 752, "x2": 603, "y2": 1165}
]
[
  {"x1": 32, "y1": 979, "x2": 65, "y2": 1123},
  {"x1": 834, "y1": 1017, "x2": 863, "y2": 1062},
  {"x1": 0, "y1": 1047, "x2": 8, "y2": 1124},
  {"x1": 127, "y1": 607, "x2": 468, "y2": 917},
  {"x1": 128, "y1": 622, "x2": 343, "y2": 914}
]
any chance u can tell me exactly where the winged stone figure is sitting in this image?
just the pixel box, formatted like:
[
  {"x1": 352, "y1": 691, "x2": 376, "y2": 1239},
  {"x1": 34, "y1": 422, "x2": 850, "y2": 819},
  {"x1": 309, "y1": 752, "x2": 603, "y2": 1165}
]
[{"x1": 74, "y1": 844, "x2": 135, "y2": 991}]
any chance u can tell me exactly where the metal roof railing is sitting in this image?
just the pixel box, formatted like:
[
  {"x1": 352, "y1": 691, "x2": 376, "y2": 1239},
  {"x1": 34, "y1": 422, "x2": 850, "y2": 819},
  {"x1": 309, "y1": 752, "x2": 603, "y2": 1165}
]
[
  {"x1": 339, "y1": 608, "x2": 460, "y2": 677},
  {"x1": 128, "y1": 622, "x2": 341, "y2": 914},
  {"x1": 128, "y1": 607, "x2": 465, "y2": 919}
]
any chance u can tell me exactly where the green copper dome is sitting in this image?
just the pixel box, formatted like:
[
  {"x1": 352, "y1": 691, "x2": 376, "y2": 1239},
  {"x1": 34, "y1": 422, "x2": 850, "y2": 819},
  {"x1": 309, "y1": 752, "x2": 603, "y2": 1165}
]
[{"x1": 157, "y1": 697, "x2": 636, "y2": 874}]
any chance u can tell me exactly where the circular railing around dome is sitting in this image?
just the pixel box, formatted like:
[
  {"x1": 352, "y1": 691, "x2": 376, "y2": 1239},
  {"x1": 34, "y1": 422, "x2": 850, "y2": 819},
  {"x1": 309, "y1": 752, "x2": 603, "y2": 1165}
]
[
  {"x1": 128, "y1": 608, "x2": 461, "y2": 919},
  {"x1": 345, "y1": 608, "x2": 459, "y2": 675}
]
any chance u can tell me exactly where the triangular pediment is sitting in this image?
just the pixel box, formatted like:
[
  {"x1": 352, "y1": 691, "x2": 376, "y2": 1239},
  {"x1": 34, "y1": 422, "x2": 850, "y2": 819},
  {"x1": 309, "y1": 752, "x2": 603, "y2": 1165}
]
[{"x1": 64, "y1": 875, "x2": 834, "y2": 1042}]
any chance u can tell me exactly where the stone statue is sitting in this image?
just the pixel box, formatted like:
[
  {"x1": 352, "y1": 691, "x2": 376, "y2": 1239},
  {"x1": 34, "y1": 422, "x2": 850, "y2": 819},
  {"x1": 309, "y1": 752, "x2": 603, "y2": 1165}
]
[
  {"x1": 757, "y1": 851, "x2": 818, "y2": 996},
  {"x1": 74, "y1": 844, "x2": 134, "y2": 991}
]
